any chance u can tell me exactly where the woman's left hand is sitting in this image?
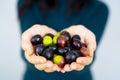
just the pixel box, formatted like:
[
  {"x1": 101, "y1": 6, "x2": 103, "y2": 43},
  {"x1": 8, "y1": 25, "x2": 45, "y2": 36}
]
[{"x1": 60, "y1": 25, "x2": 97, "y2": 73}]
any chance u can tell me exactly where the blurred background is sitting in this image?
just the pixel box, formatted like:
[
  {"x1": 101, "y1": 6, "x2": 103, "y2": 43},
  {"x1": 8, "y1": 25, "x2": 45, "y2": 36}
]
[{"x1": 0, "y1": 0, "x2": 120, "y2": 80}]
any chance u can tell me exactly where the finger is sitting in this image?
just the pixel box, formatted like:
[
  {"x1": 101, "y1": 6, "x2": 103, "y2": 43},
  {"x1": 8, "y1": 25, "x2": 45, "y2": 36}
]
[
  {"x1": 22, "y1": 31, "x2": 34, "y2": 56},
  {"x1": 56, "y1": 65, "x2": 61, "y2": 72},
  {"x1": 46, "y1": 26, "x2": 57, "y2": 35},
  {"x1": 52, "y1": 64, "x2": 59, "y2": 71},
  {"x1": 35, "y1": 64, "x2": 47, "y2": 71},
  {"x1": 70, "y1": 62, "x2": 84, "y2": 71},
  {"x1": 85, "y1": 31, "x2": 97, "y2": 57},
  {"x1": 63, "y1": 64, "x2": 71, "y2": 72},
  {"x1": 46, "y1": 60, "x2": 54, "y2": 68},
  {"x1": 44, "y1": 68, "x2": 55, "y2": 73},
  {"x1": 27, "y1": 24, "x2": 49, "y2": 36},
  {"x1": 76, "y1": 64, "x2": 84, "y2": 71},
  {"x1": 65, "y1": 25, "x2": 85, "y2": 43},
  {"x1": 44, "y1": 61, "x2": 57, "y2": 73},
  {"x1": 21, "y1": 25, "x2": 44, "y2": 55},
  {"x1": 60, "y1": 69, "x2": 66, "y2": 73},
  {"x1": 44, "y1": 61, "x2": 59, "y2": 72},
  {"x1": 27, "y1": 24, "x2": 57, "y2": 37},
  {"x1": 76, "y1": 57, "x2": 93, "y2": 66},
  {"x1": 25, "y1": 52, "x2": 47, "y2": 64},
  {"x1": 44, "y1": 64, "x2": 59, "y2": 72},
  {"x1": 70, "y1": 62, "x2": 77, "y2": 70},
  {"x1": 33, "y1": 25, "x2": 57, "y2": 36},
  {"x1": 35, "y1": 61, "x2": 58, "y2": 72}
]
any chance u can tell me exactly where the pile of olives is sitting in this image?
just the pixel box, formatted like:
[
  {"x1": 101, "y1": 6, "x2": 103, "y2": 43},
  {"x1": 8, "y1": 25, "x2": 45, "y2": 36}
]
[{"x1": 31, "y1": 31, "x2": 89, "y2": 68}]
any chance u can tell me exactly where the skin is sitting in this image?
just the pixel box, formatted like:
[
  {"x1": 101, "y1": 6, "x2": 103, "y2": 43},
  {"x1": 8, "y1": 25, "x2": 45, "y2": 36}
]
[{"x1": 22, "y1": 24, "x2": 96, "y2": 73}]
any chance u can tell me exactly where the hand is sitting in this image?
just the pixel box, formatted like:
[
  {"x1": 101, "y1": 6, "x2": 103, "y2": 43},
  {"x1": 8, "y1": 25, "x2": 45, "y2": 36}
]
[
  {"x1": 22, "y1": 24, "x2": 60, "y2": 72},
  {"x1": 60, "y1": 25, "x2": 97, "y2": 73}
]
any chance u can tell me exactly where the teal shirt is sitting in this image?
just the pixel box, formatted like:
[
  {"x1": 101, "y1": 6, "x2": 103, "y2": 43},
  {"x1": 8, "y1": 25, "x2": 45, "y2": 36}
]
[{"x1": 18, "y1": 0, "x2": 109, "y2": 80}]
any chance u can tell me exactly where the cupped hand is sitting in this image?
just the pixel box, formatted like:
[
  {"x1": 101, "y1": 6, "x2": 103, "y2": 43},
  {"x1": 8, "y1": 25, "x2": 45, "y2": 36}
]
[
  {"x1": 22, "y1": 24, "x2": 96, "y2": 73},
  {"x1": 22, "y1": 24, "x2": 60, "y2": 72},
  {"x1": 60, "y1": 25, "x2": 97, "y2": 73}
]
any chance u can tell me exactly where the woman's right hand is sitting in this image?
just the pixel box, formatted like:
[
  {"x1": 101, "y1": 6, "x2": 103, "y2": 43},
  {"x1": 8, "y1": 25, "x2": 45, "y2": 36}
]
[{"x1": 22, "y1": 24, "x2": 60, "y2": 72}]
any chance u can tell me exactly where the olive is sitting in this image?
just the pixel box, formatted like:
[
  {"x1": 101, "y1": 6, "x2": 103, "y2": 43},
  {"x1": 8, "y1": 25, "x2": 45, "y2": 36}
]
[
  {"x1": 43, "y1": 36, "x2": 52, "y2": 46},
  {"x1": 31, "y1": 34, "x2": 42, "y2": 46}
]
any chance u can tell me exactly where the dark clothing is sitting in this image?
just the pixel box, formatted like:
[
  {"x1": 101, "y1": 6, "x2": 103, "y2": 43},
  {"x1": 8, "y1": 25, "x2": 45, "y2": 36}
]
[{"x1": 18, "y1": 0, "x2": 109, "y2": 80}]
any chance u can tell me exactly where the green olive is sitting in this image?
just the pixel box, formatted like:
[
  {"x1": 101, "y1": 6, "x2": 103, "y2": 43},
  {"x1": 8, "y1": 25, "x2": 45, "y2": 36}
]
[
  {"x1": 43, "y1": 36, "x2": 52, "y2": 46},
  {"x1": 53, "y1": 36, "x2": 58, "y2": 44},
  {"x1": 53, "y1": 55, "x2": 65, "y2": 68}
]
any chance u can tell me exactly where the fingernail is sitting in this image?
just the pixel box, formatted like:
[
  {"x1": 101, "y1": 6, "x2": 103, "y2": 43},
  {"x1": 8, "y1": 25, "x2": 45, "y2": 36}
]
[{"x1": 61, "y1": 70, "x2": 65, "y2": 73}]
